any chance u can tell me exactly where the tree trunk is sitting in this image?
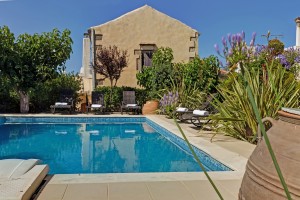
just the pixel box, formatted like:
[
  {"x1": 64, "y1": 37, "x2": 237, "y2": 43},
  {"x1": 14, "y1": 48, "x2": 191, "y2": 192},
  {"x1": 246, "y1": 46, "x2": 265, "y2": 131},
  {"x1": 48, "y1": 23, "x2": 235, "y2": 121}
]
[
  {"x1": 19, "y1": 91, "x2": 30, "y2": 113},
  {"x1": 110, "y1": 78, "x2": 114, "y2": 88},
  {"x1": 110, "y1": 79, "x2": 114, "y2": 104}
]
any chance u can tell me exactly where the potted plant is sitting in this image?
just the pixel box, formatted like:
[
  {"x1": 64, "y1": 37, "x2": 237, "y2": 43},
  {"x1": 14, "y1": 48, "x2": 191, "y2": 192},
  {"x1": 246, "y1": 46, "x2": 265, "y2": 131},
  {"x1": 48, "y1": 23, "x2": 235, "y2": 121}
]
[
  {"x1": 136, "y1": 47, "x2": 175, "y2": 115},
  {"x1": 142, "y1": 91, "x2": 159, "y2": 115}
]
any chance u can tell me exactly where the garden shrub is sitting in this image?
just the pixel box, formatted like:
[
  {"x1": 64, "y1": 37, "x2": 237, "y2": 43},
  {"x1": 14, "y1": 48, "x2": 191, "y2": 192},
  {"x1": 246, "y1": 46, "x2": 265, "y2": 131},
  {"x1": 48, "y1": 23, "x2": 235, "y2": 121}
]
[
  {"x1": 30, "y1": 72, "x2": 82, "y2": 113},
  {"x1": 268, "y1": 38, "x2": 284, "y2": 57},
  {"x1": 159, "y1": 91, "x2": 179, "y2": 117},
  {"x1": 0, "y1": 75, "x2": 19, "y2": 113},
  {"x1": 137, "y1": 47, "x2": 220, "y2": 111},
  {"x1": 137, "y1": 47, "x2": 175, "y2": 99}
]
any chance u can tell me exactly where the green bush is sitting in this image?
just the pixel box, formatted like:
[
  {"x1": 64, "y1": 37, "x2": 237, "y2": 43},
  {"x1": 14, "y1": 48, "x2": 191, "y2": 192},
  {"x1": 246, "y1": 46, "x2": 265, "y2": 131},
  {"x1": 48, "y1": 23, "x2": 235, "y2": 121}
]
[
  {"x1": 177, "y1": 56, "x2": 220, "y2": 93},
  {"x1": 137, "y1": 46, "x2": 220, "y2": 104},
  {"x1": 0, "y1": 72, "x2": 82, "y2": 113},
  {"x1": 137, "y1": 47, "x2": 175, "y2": 99},
  {"x1": 30, "y1": 72, "x2": 82, "y2": 113},
  {"x1": 0, "y1": 75, "x2": 19, "y2": 113}
]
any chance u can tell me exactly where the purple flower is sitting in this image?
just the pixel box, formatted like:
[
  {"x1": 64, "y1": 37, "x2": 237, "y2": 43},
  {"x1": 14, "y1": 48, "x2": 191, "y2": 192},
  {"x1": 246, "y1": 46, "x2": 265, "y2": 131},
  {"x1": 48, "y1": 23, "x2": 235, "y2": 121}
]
[
  {"x1": 250, "y1": 39, "x2": 254, "y2": 47},
  {"x1": 278, "y1": 54, "x2": 290, "y2": 69},
  {"x1": 214, "y1": 44, "x2": 220, "y2": 54},
  {"x1": 222, "y1": 36, "x2": 227, "y2": 47},
  {"x1": 159, "y1": 91, "x2": 180, "y2": 114},
  {"x1": 236, "y1": 33, "x2": 242, "y2": 44},
  {"x1": 241, "y1": 31, "x2": 245, "y2": 40},
  {"x1": 231, "y1": 34, "x2": 236, "y2": 44},
  {"x1": 227, "y1": 33, "x2": 232, "y2": 45},
  {"x1": 242, "y1": 46, "x2": 246, "y2": 54},
  {"x1": 251, "y1": 32, "x2": 256, "y2": 45},
  {"x1": 254, "y1": 45, "x2": 262, "y2": 56}
]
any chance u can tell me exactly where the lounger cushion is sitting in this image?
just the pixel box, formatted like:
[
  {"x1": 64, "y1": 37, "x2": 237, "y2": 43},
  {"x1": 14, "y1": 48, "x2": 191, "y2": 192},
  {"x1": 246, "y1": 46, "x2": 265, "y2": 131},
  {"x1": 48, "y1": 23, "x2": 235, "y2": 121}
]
[
  {"x1": 126, "y1": 104, "x2": 138, "y2": 107},
  {"x1": 176, "y1": 107, "x2": 188, "y2": 112},
  {"x1": 193, "y1": 110, "x2": 209, "y2": 116},
  {"x1": 91, "y1": 104, "x2": 102, "y2": 108},
  {"x1": 0, "y1": 159, "x2": 40, "y2": 179},
  {"x1": 0, "y1": 159, "x2": 49, "y2": 200},
  {"x1": 55, "y1": 102, "x2": 68, "y2": 106}
]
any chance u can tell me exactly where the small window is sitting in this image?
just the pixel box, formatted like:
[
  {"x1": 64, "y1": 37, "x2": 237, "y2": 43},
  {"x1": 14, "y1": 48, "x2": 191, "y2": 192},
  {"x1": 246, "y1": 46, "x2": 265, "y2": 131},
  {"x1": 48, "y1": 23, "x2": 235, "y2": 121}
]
[
  {"x1": 96, "y1": 79, "x2": 104, "y2": 86},
  {"x1": 190, "y1": 37, "x2": 197, "y2": 41},
  {"x1": 95, "y1": 34, "x2": 103, "y2": 40},
  {"x1": 141, "y1": 50, "x2": 153, "y2": 67},
  {"x1": 95, "y1": 45, "x2": 102, "y2": 51},
  {"x1": 189, "y1": 47, "x2": 195, "y2": 52},
  {"x1": 137, "y1": 44, "x2": 156, "y2": 71}
]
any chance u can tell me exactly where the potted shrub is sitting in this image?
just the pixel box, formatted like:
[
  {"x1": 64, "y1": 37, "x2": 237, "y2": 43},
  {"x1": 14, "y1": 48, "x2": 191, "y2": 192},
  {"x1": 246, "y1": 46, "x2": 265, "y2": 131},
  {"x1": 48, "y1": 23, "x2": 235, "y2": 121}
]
[
  {"x1": 142, "y1": 91, "x2": 160, "y2": 115},
  {"x1": 136, "y1": 47, "x2": 175, "y2": 115}
]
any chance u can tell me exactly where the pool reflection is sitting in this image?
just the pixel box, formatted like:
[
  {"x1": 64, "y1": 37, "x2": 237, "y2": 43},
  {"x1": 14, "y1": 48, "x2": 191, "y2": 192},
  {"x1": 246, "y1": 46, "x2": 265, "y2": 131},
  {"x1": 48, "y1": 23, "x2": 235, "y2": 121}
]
[{"x1": 0, "y1": 123, "x2": 202, "y2": 174}]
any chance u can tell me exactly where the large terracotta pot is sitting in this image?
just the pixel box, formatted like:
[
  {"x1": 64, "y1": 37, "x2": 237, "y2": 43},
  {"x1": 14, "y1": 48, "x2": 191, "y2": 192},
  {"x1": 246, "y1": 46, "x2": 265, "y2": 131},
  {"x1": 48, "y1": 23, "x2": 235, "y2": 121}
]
[
  {"x1": 142, "y1": 100, "x2": 159, "y2": 115},
  {"x1": 239, "y1": 110, "x2": 300, "y2": 199}
]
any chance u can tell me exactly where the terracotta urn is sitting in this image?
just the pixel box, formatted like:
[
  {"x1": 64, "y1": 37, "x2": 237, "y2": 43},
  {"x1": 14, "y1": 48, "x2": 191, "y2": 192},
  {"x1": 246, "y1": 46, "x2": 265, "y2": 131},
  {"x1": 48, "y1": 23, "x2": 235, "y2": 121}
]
[
  {"x1": 142, "y1": 100, "x2": 159, "y2": 115},
  {"x1": 239, "y1": 110, "x2": 300, "y2": 199}
]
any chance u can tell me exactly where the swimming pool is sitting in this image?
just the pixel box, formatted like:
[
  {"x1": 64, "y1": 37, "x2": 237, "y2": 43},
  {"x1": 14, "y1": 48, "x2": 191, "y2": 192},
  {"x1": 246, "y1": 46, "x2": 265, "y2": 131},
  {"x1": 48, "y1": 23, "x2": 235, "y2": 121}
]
[{"x1": 0, "y1": 116, "x2": 231, "y2": 174}]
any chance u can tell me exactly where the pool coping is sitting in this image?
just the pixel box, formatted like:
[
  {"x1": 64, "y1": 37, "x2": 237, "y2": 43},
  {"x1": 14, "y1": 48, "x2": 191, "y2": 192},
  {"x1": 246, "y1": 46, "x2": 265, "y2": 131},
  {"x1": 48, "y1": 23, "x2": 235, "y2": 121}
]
[{"x1": 0, "y1": 114, "x2": 252, "y2": 184}]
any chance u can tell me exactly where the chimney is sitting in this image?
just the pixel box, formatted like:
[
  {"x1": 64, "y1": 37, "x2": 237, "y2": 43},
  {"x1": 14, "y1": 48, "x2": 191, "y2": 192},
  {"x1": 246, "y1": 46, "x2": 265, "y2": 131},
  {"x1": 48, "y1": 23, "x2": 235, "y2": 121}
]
[{"x1": 295, "y1": 17, "x2": 300, "y2": 47}]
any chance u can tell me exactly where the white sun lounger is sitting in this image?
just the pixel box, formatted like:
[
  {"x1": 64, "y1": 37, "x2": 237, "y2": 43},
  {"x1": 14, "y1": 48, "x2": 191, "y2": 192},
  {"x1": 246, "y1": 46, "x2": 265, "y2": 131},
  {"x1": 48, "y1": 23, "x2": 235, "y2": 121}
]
[{"x1": 0, "y1": 159, "x2": 49, "y2": 200}]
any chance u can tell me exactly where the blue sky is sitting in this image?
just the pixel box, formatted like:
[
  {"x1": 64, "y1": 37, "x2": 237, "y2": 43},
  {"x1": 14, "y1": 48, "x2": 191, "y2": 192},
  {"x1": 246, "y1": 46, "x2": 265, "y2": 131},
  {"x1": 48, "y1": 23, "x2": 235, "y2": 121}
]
[{"x1": 1, "y1": 0, "x2": 299, "y2": 73}]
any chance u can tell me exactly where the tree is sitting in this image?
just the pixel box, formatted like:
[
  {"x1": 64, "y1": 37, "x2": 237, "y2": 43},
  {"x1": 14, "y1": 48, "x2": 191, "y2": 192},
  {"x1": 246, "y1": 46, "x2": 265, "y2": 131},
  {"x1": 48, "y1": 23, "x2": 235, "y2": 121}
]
[
  {"x1": 93, "y1": 45, "x2": 128, "y2": 88},
  {"x1": 136, "y1": 47, "x2": 174, "y2": 99},
  {"x1": 0, "y1": 26, "x2": 16, "y2": 74},
  {"x1": 30, "y1": 72, "x2": 82, "y2": 112},
  {"x1": 268, "y1": 38, "x2": 284, "y2": 57},
  {"x1": 0, "y1": 26, "x2": 73, "y2": 113}
]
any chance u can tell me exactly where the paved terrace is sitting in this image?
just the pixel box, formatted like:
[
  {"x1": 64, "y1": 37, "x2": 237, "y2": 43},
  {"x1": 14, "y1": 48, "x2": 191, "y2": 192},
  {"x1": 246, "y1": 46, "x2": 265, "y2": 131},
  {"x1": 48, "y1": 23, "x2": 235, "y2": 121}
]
[{"x1": 4, "y1": 114, "x2": 255, "y2": 200}]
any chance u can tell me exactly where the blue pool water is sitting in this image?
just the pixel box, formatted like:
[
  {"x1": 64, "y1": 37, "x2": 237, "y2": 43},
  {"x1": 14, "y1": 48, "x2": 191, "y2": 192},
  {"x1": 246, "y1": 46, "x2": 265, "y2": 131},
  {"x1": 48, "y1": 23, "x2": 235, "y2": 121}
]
[{"x1": 0, "y1": 117, "x2": 231, "y2": 174}]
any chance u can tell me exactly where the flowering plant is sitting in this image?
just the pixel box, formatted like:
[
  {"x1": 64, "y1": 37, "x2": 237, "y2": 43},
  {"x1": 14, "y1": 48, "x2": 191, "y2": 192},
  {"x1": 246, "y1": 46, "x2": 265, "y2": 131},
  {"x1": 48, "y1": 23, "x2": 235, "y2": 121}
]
[
  {"x1": 214, "y1": 31, "x2": 257, "y2": 71},
  {"x1": 159, "y1": 91, "x2": 179, "y2": 118},
  {"x1": 277, "y1": 47, "x2": 300, "y2": 78}
]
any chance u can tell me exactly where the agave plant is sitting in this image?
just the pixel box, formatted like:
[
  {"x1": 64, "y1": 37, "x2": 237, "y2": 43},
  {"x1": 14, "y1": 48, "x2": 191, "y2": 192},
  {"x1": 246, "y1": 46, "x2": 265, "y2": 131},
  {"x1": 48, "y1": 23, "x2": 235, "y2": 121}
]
[{"x1": 211, "y1": 62, "x2": 300, "y2": 143}]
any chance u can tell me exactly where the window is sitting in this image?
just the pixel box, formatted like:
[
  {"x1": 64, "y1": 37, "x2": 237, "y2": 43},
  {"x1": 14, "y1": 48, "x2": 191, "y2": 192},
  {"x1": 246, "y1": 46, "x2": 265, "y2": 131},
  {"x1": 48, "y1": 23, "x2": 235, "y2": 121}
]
[
  {"x1": 96, "y1": 79, "x2": 104, "y2": 86},
  {"x1": 190, "y1": 36, "x2": 197, "y2": 41},
  {"x1": 95, "y1": 34, "x2": 103, "y2": 40},
  {"x1": 141, "y1": 50, "x2": 153, "y2": 67},
  {"x1": 139, "y1": 44, "x2": 156, "y2": 69},
  {"x1": 95, "y1": 45, "x2": 102, "y2": 51},
  {"x1": 189, "y1": 47, "x2": 195, "y2": 52}
]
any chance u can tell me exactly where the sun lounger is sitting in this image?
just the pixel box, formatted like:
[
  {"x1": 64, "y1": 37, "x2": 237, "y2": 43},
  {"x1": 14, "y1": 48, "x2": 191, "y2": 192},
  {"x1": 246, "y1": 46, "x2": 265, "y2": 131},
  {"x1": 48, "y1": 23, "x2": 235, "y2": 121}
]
[
  {"x1": 121, "y1": 91, "x2": 141, "y2": 114},
  {"x1": 175, "y1": 94, "x2": 217, "y2": 127},
  {"x1": 175, "y1": 107, "x2": 193, "y2": 121},
  {"x1": 0, "y1": 159, "x2": 49, "y2": 200},
  {"x1": 175, "y1": 107, "x2": 211, "y2": 127},
  {"x1": 190, "y1": 109, "x2": 211, "y2": 127},
  {"x1": 50, "y1": 89, "x2": 74, "y2": 114},
  {"x1": 86, "y1": 91, "x2": 105, "y2": 114}
]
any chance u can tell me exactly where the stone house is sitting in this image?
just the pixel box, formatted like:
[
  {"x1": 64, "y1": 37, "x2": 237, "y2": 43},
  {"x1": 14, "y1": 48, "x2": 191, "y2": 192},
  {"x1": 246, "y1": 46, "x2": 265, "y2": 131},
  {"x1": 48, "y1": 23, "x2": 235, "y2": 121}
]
[{"x1": 79, "y1": 5, "x2": 199, "y2": 92}]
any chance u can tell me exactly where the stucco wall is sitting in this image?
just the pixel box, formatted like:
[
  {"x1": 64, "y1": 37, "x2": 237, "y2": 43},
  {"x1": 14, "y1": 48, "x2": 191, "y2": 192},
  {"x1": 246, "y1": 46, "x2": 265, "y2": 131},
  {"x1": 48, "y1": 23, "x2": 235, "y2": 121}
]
[{"x1": 90, "y1": 5, "x2": 198, "y2": 88}]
